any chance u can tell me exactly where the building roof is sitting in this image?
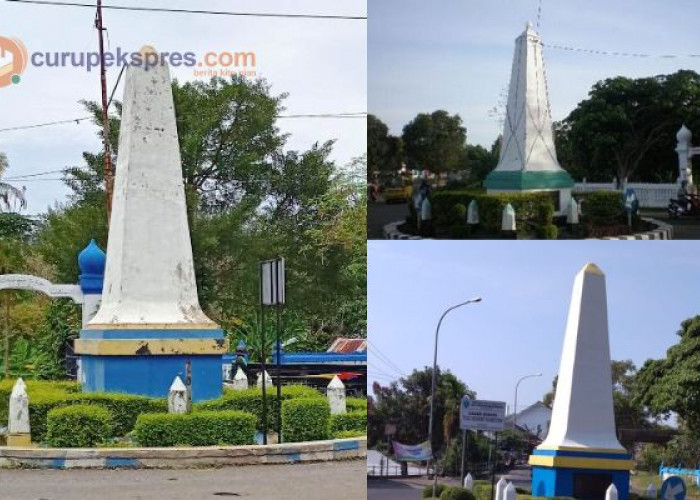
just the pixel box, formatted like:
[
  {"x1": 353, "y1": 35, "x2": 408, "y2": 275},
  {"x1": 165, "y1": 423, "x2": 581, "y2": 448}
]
[{"x1": 327, "y1": 338, "x2": 367, "y2": 354}]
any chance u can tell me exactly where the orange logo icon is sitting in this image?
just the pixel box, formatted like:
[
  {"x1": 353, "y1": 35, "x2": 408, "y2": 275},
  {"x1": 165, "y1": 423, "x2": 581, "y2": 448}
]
[{"x1": 0, "y1": 37, "x2": 28, "y2": 88}]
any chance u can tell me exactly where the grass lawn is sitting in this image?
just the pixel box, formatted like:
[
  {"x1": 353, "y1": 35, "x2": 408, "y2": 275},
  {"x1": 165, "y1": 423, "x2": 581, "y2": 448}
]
[{"x1": 632, "y1": 471, "x2": 700, "y2": 498}]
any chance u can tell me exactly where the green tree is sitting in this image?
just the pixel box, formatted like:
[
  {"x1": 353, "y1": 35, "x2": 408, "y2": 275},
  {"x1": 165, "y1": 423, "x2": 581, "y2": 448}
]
[
  {"x1": 0, "y1": 152, "x2": 26, "y2": 212},
  {"x1": 369, "y1": 367, "x2": 474, "y2": 457},
  {"x1": 635, "y1": 316, "x2": 700, "y2": 432},
  {"x1": 557, "y1": 70, "x2": 700, "y2": 183},
  {"x1": 402, "y1": 111, "x2": 467, "y2": 172},
  {"x1": 368, "y1": 114, "x2": 404, "y2": 175}
]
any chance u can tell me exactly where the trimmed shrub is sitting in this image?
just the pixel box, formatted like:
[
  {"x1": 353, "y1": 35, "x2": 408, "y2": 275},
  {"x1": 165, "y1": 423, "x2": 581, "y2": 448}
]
[
  {"x1": 472, "y1": 484, "x2": 492, "y2": 500},
  {"x1": 430, "y1": 190, "x2": 557, "y2": 239},
  {"x1": 79, "y1": 393, "x2": 167, "y2": 437},
  {"x1": 334, "y1": 430, "x2": 366, "y2": 439},
  {"x1": 575, "y1": 191, "x2": 623, "y2": 224},
  {"x1": 134, "y1": 410, "x2": 257, "y2": 447},
  {"x1": 440, "y1": 487, "x2": 475, "y2": 500},
  {"x1": 423, "y1": 484, "x2": 448, "y2": 498},
  {"x1": 331, "y1": 411, "x2": 367, "y2": 437},
  {"x1": 0, "y1": 379, "x2": 79, "y2": 428},
  {"x1": 282, "y1": 398, "x2": 331, "y2": 443},
  {"x1": 46, "y1": 404, "x2": 112, "y2": 447},
  {"x1": 197, "y1": 385, "x2": 323, "y2": 432},
  {"x1": 29, "y1": 393, "x2": 82, "y2": 442},
  {"x1": 347, "y1": 397, "x2": 367, "y2": 413}
]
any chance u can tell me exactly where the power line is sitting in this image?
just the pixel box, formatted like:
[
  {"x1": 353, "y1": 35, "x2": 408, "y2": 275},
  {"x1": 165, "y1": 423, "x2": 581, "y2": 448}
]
[
  {"x1": 0, "y1": 112, "x2": 367, "y2": 135},
  {"x1": 4, "y1": 0, "x2": 367, "y2": 20},
  {"x1": 543, "y1": 42, "x2": 700, "y2": 59},
  {"x1": 368, "y1": 340, "x2": 407, "y2": 378}
]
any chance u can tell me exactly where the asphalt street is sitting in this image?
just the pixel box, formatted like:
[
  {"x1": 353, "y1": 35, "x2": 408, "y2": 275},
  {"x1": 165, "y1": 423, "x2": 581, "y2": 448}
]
[
  {"x1": 0, "y1": 460, "x2": 366, "y2": 500},
  {"x1": 367, "y1": 201, "x2": 410, "y2": 239}
]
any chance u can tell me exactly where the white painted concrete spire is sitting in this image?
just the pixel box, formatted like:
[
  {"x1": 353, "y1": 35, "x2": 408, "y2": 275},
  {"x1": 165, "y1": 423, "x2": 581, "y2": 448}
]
[
  {"x1": 494, "y1": 23, "x2": 563, "y2": 173},
  {"x1": 88, "y1": 46, "x2": 217, "y2": 329},
  {"x1": 538, "y1": 263, "x2": 625, "y2": 451}
]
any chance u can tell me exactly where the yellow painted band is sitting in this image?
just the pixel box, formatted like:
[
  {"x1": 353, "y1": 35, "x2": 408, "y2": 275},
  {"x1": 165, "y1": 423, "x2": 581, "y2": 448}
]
[
  {"x1": 529, "y1": 455, "x2": 634, "y2": 471},
  {"x1": 85, "y1": 323, "x2": 220, "y2": 330},
  {"x1": 7, "y1": 434, "x2": 32, "y2": 446},
  {"x1": 536, "y1": 445, "x2": 628, "y2": 454},
  {"x1": 74, "y1": 339, "x2": 229, "y2": 356}
]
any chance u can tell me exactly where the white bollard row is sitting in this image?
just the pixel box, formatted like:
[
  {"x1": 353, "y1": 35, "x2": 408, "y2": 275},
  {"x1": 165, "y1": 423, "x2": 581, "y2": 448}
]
[
  {"x1": 7, "y1": 378, "x2": 31, "y2": 446},
  {"x1": 327, "y1": 375, "x2": 347, "y2": 415},
  {"x1": 168, "y1": 376, "x2": 188, "y2": 414},
  {"x1": 232, "y1": 367, "x2": 248, "y2": 391},
  {"x1": 463, "y1": 473, "x2": 473, "y2": 490}
]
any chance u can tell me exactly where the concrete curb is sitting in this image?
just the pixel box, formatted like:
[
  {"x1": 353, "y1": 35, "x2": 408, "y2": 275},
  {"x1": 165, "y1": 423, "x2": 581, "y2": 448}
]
[
  {"x1": 0, "y1": 437, "x2": 367, "y2": 469},
  {"x1": 382, "y1": 221, "x2": 422, "y2": 240},
  {"x1": 596, "y1": 218, "x2": 673, "y2": 240},
  {"x1": 383, "y1": 218, "x2": 674, "y2": 240}
]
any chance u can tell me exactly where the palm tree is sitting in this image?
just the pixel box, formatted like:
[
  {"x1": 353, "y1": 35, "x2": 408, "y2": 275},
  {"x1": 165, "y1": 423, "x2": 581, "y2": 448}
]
[{"x1": 0, "y1": 152, "x2": 26, "y2": 212}]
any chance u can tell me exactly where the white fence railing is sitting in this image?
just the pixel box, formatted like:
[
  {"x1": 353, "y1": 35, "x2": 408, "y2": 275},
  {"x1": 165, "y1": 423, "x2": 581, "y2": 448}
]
[{"x1": 573, "y1": 182, "x2": 678, "y2": 208}]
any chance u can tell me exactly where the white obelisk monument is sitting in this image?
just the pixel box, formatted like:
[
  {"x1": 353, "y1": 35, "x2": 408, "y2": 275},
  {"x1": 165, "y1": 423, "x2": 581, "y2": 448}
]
[
  {"x1": 485, "y1": 23, "x2": 574, "y2": 214},
  {"x1": 74, "y1": 47, "x2": 226, "y2": 402},
  {"x1": 529, "y1": 264, "x2": 633, "y2": 499}
]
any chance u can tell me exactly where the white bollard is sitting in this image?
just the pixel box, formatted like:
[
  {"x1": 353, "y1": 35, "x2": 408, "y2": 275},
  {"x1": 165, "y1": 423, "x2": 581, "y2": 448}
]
[
  {"x1": 257, "y1": 370, "x2": 273, "y2": 389},
  {"x1": 501, "y1": 204, "x2": 516, "y2": 232},
  {"x1": 467, "y1": 200, "x2": 479, "y2": 225},
  {"x1": 168, "y1": 376, "x2": 188, "y2": 414},
  {"x1": 504, "y1": 482, "x2": 516, "y2": 500},
  {"x1": 605, "y1": 483, "x2": 618, "y2": 500},
  {"x1": 232, "y1": 367, "x2": 248, "y2": 390},
  {"x1": 646, "y1": 483, "x2": 656, "y2": 498},
  {"x1": 567, "y1": 198, "x2": 579, "y2": 225},
  {"x1": 8, "y1": 378, "x2": 31, "y2": 446},
  {"x1": 495, "y1": 477, "x2": 508, "y2": 500},
  {"x1": 463, "y1": 473, "x2": 473, "y2": 490},
  {"x1": 327, "y1": 375, "x2": 347, "y2": 415}
]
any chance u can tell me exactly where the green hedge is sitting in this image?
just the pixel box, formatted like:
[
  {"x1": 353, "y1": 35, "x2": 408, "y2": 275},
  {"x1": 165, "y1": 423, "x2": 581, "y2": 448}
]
[
  {"x1": 46, "y1": 404, "x2": 112, "y2": 448},
  {"x1": 430, "y1": 190, "x2": 557, "y2": 239},
  {"x1": 281, "y1": 398, "x2": 331, "y2": 443},
  {"x1": 0, "y1": 380, "x2": 79, "y2": 427},
  {"x1": 330, "y1": 411, "x2": 367, "y2": 437},
  {"x1": 423, "y1": 484, "x2": 448, "y2": 498},
  {"x1": 79, "y1": 393, "x2": 167, "y2": 437},
  {"x1": 196, "y1": 385, "x2": 322, "y2": 432},
  {"x1": 347, "y1": 398, "x2": 367, "y2": 413},
  {"x1": 334, "y1": 430, "x2": 366, "y2": 439},
  {"x1": 134, "y1": 410, "x2": 256, "y2": 447},
  {"x1": 440, "y1": 487, "x2": 475, "y2": 500},
  {"x1": 574, "y1": 191, "x2": 624, "y2": 224}
]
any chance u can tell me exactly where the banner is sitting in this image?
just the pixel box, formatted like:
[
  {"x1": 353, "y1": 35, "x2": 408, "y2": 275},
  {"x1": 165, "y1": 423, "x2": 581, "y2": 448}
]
[{"x1": 392, "y1": 440, "x2": 432, "y2": 461}]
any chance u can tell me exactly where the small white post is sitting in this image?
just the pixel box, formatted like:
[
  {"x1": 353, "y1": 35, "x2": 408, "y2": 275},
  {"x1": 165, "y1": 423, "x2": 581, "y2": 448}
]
[
  {"x1": 467, "y1": 200, "x2": 479, "y2": 225},
  {"x1": 327, "y1": 375, "x2": 347, "y2": 415},
  {"x1": 495, "y1": 477, "x2": 508, "y2": 500},
  {"x1": 463, "y1": 473, "x2": 473, "y2": 490},
  {"x1": 168, "y1": 376, "x2": 188, "y2": 414},
  {"x1": 257, "y1": 370, "x2": 273, "y2": 389},
  {"x1": 421, "y1": 197, "x2": 432, "y2": 222},
  {"x1": 567, "y1": 198, "x2": 579, "y2": 225},
  {"x1": 501, "y1": 204, "x2": 516, "y2": 232},
  {"x1": 677, "y1": 124, "x2": 693, "y2": 185},
  {"x1": 504, "y1": 482, "x2": 516, "y2": 500},
  {"x1": 8, "y1": 378, "x2": 31, "y2": 446},
  {"x1": 232, "y1": 367, "x2": 248, "y2": 391},
  {"x1": 645, "y1": 483, "x2": 656, "y2": 498},
  {"x1": 605, "y1": 483, "x2": 618, "y2": 500}
]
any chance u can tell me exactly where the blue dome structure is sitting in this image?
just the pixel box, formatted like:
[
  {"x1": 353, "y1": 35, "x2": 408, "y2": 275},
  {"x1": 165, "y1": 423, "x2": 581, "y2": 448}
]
[{"x1": 78, "y1": 239, "x2": 106, "y2": 294}]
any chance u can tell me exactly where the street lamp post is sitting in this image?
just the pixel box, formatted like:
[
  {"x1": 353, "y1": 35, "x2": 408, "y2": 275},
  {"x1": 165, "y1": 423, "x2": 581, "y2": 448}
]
[
  {"x1": 513, "y1": 373, "x2": 543, "y2": 430},
  {"x1": 429, "y1": 297, "x2": 482, "y2": 498}
]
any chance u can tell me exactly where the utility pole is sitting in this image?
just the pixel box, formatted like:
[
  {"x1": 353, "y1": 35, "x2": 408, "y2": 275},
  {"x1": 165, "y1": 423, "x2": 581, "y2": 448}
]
[{"x1": 95, "y1": 0, "x2": 114, "y2": 224}]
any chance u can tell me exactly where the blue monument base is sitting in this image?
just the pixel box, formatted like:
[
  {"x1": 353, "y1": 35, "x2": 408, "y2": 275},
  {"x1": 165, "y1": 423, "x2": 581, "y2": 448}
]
[
  {"x1": 77, "y1": 328, "x2": 225, "y2": 402},
  {"x1": 530, "y1": 448, "x2": 632, "y2": 500}
]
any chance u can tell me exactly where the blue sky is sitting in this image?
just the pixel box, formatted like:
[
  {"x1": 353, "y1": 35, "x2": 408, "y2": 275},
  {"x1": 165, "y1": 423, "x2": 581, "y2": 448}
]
[
  {"x1": 369, "y1": 0, "x2": 700, "y2": 148},
  {"x1": 0, "y1": 0, "x2": 366, "y2": 213},
  {"x1": 368, "y1": 241, "x2": 700, "y2": 415}
]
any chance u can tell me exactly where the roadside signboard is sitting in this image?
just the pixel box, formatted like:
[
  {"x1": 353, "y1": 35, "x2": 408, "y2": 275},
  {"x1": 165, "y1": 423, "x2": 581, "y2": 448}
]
[
  {"x1": 460, "y1": 397, "x2": 506, "y2": 431},
  {"x1": 661, "y1": 476, "x2": 686, "y2": 500}
]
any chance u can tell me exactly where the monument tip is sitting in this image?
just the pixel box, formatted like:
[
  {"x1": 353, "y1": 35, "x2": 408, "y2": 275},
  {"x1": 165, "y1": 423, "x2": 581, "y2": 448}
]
[
  {"x1": 581, "y1": 262, "x2": 604, "y2": 276},
  {"x1": 139, "y1": 45, "x2": 158, "y2": 56}
]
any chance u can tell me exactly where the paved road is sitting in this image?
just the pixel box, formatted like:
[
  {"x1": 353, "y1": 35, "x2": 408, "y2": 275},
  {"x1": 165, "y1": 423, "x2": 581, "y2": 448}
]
[
  {"x1": 368, "y1": 201, "x2": 410, "y2": 239},
  {"x1": 0, "y1": 461, "x2": 366, "y2": 500},
  {"x1": 368, "y1": 478, "x2": 423, "y2": 500},
  {"x1": 642, "y1": 210, "x2": 700, "y2": 239}
]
